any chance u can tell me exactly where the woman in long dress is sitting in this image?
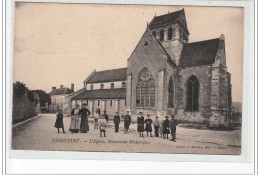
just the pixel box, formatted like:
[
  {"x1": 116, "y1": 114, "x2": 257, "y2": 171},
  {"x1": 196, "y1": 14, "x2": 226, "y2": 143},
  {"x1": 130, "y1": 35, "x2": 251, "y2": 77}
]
[
  {"x1": 54, "y1": 109, "x2": 65, "y2": 133},
  {"x1": 69, "y1": 104, "x2": 81, "y2": 133},
  {"x1": 79, "y1": 103, "x2": 91, "y2": 133},
  {"x1": 162, "y1": 116, "x2": 170, "y2": 139}
]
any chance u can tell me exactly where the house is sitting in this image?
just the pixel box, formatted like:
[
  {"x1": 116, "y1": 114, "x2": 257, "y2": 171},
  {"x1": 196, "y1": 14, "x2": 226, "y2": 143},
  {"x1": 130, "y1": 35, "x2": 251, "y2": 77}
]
[{"x1": 49, "y1": 84, "x2": 74, "y2": 114}]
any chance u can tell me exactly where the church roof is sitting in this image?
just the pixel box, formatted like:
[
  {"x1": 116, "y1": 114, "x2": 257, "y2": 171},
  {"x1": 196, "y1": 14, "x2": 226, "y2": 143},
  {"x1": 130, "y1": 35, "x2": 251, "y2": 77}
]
[
  {"x1": 179, "y1": 38, "x2": 219, "y2": 67},
  {"x1": 148, "y1": 9, "x2": 189, "y2": 34},
  {"x1": 49, "y1": 87, "x2": 72, "y2": 96},
  {"x1": 87, "y1": 68, "x2": 127, "y2": 83},
  {"x1": 72, "y1": 88, "x2": 126, "y2": 100}
]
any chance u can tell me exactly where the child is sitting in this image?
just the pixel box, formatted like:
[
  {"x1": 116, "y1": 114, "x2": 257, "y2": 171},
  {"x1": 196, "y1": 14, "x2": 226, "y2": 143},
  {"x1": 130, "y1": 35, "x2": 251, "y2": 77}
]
[
  {"x1": 159, "y1": 121, "x2": 164, "y2": 138},
  {"x1": 144, "y1": 114, "x2": 153, "y2": 137},
  {"x1": 54, "y1": 109, "x2": 65, "y2": 134},
  {"x1": 153, "y1": 116, "x2": 160, "y2": 137},
  {"x1": 93, "y1": 108, "x2": 100, "y2": 130},
  {"x1": 163, "y1": 116, "x2": 170, "y2": 139},
  {"x1": 99, "y1": 115, "x2": 107, "y2": 137}
]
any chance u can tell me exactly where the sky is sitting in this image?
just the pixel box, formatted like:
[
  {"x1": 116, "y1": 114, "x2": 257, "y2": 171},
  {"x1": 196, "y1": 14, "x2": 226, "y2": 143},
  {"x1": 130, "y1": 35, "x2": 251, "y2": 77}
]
[{"x1": 13, "y1": 3, "x2": 244, "y2": 102}]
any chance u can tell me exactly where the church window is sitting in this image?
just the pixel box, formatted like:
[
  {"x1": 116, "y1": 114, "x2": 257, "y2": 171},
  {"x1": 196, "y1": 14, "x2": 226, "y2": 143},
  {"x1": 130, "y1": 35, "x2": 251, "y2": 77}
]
[
  {"x1": 122, "y1": 82, "x2": 126, "y2": 88},
  {"x1": 136, "y1": 68, "x2": 155, "y2": 107},
  {"x1": 168, "y1": 28, "x2": 173, "y2": 40},
  {"x1": 152, "y1": 31, "x2": 156, "y2": 37},
  {"x1": 160, "y1": 30, "x2": 164, "y2": 41},
  {"x1": 110, "y1": 100, "x2": 113, "y2": 106},
  {"x1": 168, "y1": 77, "x2": 174, "y2": 108},
  {"x1": 111, "y1": 83, "x2": 114, "y2": 89},
  {"x1": 100, "y1": 84, "x2": 104, "y2": 89},
  {"x1": 186, "y1": 75, "x2": 199, "y2": 111},
  {"x1": 125, "y1": 100, "x2": 126, "y2": 106},
  {"x1": 144, "y1": 41, "x2": 149, "y2": 46},
  {"x1": 90, "y1": 85, "x2": 94, "y2": 90},
  {"x1": 98, "y1": 100, "x2": 100, "y2": 106}
]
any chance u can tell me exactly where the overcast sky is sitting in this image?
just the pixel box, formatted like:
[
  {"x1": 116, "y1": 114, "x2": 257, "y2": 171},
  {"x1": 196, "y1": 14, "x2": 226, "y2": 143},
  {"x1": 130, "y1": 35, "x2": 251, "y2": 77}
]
[{"x1": 13, "y1": 3, "x2": 244, "y2": 102}]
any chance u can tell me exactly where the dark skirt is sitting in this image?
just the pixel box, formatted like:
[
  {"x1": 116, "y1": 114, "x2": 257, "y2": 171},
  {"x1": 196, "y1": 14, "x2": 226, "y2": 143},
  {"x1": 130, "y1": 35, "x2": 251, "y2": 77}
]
[
  {"x1": 137, "y1": 124, "x2": 144, "y2": 132},
  {"x1": 163, "y1": 126, "x2": 170, "y2": 134},
  {"x1": 54, "y1": 117, "x2": 64, "y2": 128},
  {"x1": 80, "y1": 117, "x2": 89, "y2": 132},
  {"x1": 145, "y1": 124, "x2": 152, "y2": 132}
]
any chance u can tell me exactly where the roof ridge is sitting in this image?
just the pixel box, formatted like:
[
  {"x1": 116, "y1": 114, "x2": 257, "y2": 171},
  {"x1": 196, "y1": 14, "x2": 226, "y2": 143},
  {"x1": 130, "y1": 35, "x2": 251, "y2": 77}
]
[
  {"x1": 154, "y1": 9, "x2": 183, "y2": 18},
  {"x1": 95, "y1": 67, "x2": 127, "y2": 73},
  {"x1": 186, "y1": 38, "x2": 219, "y2": 45}
]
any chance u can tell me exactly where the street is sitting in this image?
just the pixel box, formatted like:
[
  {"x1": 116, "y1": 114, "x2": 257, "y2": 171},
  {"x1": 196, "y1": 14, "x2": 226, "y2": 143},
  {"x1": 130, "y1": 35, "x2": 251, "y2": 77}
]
[{"x1": 12, "y1": 114, "x2": 241, "y2": 154}]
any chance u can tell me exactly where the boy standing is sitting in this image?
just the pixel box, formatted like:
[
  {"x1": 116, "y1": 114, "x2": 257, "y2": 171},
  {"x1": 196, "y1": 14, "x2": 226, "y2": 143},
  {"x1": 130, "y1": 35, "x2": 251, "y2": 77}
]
[{"x1": 153, "y1": 116, "x2": 160, "y2": 137}]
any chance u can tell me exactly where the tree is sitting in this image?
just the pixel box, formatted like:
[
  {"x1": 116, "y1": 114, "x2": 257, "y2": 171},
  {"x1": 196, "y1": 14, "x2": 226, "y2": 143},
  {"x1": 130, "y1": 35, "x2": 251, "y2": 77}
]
[
  {"x1": 13, "y1": 81, "x2": 27, "y2": 96},
  {"x1": 31, "y1": 90, "x2": 51, "y2": 107}
]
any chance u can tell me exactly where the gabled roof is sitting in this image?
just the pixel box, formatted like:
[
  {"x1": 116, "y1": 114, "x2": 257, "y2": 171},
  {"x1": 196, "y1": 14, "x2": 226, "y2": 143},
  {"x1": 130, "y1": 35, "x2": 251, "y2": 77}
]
[
  {"x1": 148, "y1": 9, "x2": 189, "y2": 34},
  {"x1": 49, "y1": 87, "x2": 72, "y2": 96},
  {"x1": 72, "y1": 88, "x2": 126, "y2": 100},
  {"x1": 147, "y1": 31, "x2": 177, "y2": 67},
  {"x1": 87, "y1": 68, "x2": 127, "y2": 84},
  {"x1": 179, "y1": 38, "x2": 219, "y2": 67}
]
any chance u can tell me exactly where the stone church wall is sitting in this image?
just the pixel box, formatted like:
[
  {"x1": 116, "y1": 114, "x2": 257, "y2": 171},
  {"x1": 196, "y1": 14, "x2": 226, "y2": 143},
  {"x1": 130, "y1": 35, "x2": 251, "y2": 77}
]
[{"x1": 174, "y1": 65, "x2": 212, "y2": 123}]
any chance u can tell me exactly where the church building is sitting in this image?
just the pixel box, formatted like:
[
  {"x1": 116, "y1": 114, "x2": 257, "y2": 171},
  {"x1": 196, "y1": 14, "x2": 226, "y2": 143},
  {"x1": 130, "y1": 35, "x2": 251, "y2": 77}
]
[{"x1": 71, "y1": 9, "x2": 232, "y2": 128}]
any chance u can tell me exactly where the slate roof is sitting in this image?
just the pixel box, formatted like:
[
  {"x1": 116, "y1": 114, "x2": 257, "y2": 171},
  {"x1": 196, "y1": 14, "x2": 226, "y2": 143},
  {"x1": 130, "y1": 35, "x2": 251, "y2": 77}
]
[
  {"x1": 49, "y1": 87, "x2": 72, "y2": 96},
  {"x1": 87, "y1": 68, "x2": 127, "y2": 83},
  {"x1": 179, "y1": 38, "x2": 219, "y2": 67},
  {"x1": 72, "y1": 88, "x2": 126, "y2": 100},
  {"x1": 148, "y1": 9, "x2": 189, "y2": 33}
]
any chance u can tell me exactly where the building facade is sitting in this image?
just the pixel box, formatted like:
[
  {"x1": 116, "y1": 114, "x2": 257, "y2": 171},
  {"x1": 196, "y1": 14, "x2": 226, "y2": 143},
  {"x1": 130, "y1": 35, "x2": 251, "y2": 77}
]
[
  {"x1": 49, "y1": 84, "x2": 74, "y2": 114},
  {"x1": 71, "y1": 9, "x2": 232, "y2": 127}
]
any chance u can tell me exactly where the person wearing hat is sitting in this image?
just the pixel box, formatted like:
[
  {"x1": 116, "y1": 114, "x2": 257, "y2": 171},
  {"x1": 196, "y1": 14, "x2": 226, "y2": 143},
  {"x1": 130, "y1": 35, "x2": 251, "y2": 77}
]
[
  {"x1": 69, "y1": 104, "x2": 81, "y2": 133},
  {"x1": 124, "y1": 110, "x2": 131, "y2": 134},
  {"x1": 101, "y1": 110, "x2": 109, "y2": 122},
  {"x1": 144, "y1": 114, "x2": 153, "y2": 137},
  {"x1": 54, "y1": 109, "x2": 66, "y2": 134},
  {"x1": 162, "y1": 116, "x2": 170, "y2": 139},
  {"x1": 137, "y1": 112, "x2": 145, "y2": 137},
  {"x1": 153, "y1": 116, "x2": 160, "y2": 137},
  {"x1": 169, "y1": 115, "x2": 178, "y2": 142},
  {"x1": 113, "y1": 111, "x2": 121, "y2": 133},
  {"x1": 79, "y1": 103, "x2": 91, "y2": 133}
]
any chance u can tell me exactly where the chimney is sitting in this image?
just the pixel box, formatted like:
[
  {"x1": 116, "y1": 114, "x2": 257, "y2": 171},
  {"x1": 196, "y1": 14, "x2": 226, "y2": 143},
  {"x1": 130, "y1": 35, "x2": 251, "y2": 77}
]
[
  {"x1": 60, "y1": 85, "x2": 63, "y2": 89},
  {"x1": 71, "y1": 83, "x2": 74, "y2": 93},
  {"x1": 52, "y1": 87, "x2": 56, "y2": 91}
]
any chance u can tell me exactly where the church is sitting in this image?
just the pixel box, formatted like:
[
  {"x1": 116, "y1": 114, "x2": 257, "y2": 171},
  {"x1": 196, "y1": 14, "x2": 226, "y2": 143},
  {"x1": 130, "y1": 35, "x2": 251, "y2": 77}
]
[{"x1": 71, "y1": 9, "x2": 232, "y2": 128}]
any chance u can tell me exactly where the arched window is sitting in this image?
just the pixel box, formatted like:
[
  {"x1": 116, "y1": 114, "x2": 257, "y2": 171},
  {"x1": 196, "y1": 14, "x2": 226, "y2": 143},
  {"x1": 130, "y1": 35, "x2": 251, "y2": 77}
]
[
  {"x1": 168, "y1": 77, "x2": 174, "y2": 108},
  {"x1": 122, "y1": 82, "x2": 126, "y2": 88},
  {"x1": 136, "y1": 68, "x2": 155, "y2": 107},
  {"x1": 111, "y1": 83, "x2": 114, "y2": 89},
  {"x1": 100, "y1": 84, "x2": 104, "y2": 89},
  {"x1": 152, "y1": 31, "x2": 156, "y2": 37},
  {"x1": 90, "y1": 85, "x2": 94, "y2": 90},
  {"x1": 168, "y1": 28, "x2": 173, "y2": 40},
  {"x1": 160, "y1": 30, "x2": 164, "y2": 41},
  {"x1": 186, "y1": 75, "x2": 199, "y2": 111}
]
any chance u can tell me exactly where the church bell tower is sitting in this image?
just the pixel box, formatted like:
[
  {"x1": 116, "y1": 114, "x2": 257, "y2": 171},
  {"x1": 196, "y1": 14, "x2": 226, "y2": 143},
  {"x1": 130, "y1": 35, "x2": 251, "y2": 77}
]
[{"x1": 147, "y1": 9, "x2": 189, "y2": 66}]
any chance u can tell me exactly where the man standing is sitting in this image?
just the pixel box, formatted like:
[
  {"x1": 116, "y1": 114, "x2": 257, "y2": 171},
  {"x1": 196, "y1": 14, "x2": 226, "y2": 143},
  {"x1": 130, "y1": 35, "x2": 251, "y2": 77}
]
[
  {"x1": 153, "y1": 116, "x2": 160, "y2": 137},
  {"x1": 102, "y1": 110, "x2": 109, "y2": 122},
  {"x1": 124, "y1": 110, "x2": 131, "y2": 134},
  {"x1": 79, "y1": 103, "x2": 91, "y2": 133},
  {"x1": 113, "y1": 111, "x2": 120, "y2": 133},
  {"x1": 169, "y1": 115, "x2": 178, "y2": 142}
]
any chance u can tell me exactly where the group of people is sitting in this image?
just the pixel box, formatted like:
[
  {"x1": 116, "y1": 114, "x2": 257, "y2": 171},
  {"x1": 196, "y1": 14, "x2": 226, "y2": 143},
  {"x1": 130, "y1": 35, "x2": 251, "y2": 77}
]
[
  {"x1": 136, "y1": 112, "x2": 178, "y2": 142},
  {"x1": 54, "y1": 105, "x2": 178, "y2": 142}
]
